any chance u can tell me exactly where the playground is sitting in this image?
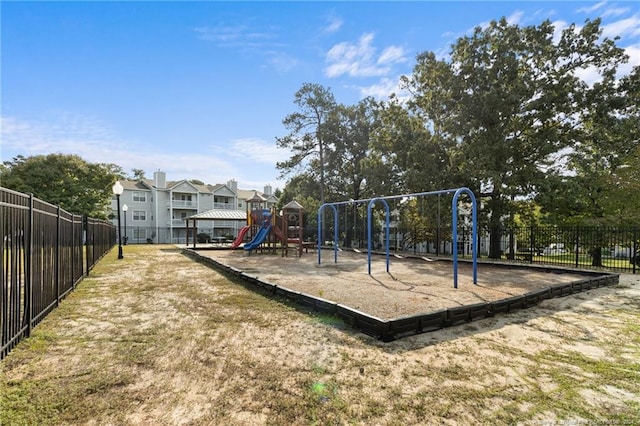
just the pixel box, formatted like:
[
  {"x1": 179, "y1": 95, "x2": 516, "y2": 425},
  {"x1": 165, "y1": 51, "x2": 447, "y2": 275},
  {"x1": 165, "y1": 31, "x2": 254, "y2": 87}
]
[
  {"x1": 188, "y1": 188, "x2": 619, "y2": 340},
  {"x1": 193, "y1": 248, "x2": 602, "y2": 321}
]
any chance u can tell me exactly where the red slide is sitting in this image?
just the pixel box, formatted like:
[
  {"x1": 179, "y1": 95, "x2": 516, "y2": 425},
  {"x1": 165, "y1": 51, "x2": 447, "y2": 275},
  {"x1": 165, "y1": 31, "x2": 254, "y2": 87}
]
[{"x1": 230, "y1": 226, "x2": 251, "y2": 249}]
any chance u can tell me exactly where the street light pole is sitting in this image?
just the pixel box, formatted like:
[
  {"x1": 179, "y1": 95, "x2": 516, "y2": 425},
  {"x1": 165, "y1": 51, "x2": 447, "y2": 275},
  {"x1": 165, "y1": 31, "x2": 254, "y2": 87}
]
[
  {"x1": 112, "y1": 181, "x2": 124, "y2": 259},
  {"x1": 122, "y1": 204, "x2": 128, "y2": 245}
]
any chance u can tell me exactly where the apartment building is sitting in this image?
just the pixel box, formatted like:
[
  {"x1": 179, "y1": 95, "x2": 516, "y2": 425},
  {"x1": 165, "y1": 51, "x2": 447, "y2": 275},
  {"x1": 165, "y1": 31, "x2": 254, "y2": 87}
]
[{"x1": 110, "y1": 170, "x2": 278, "y2": 244}]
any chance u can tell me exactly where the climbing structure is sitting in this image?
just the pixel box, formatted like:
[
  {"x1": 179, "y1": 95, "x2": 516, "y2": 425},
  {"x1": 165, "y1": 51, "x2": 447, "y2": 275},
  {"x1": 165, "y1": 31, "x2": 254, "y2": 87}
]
[{"x1": 281, "y1": 200, "x2": 304, "y2": 257}]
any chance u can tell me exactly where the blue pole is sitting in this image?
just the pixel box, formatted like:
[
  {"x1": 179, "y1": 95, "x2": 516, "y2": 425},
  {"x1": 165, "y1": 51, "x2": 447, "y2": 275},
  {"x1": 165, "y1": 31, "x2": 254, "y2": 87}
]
[
  {"x1": 367, "y1": 201, "x2": 373, "y2": 275},
  {"x1": 367, "y1": 198, "x2": 390, "y2": 275},
  {"x1": 333, "y1": 204, "x2": 339, "y2": 263},
  {"x1": 452, "y1": 188, "x2": 478, "y2": 288},
  {"x1": 317, "y1": 205, "x2": 323, "y2": 265}
]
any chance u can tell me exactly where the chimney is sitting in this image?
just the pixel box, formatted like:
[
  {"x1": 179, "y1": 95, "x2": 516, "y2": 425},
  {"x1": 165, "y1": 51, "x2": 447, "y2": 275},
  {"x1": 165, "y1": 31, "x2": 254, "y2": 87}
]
[
  {"x1": 154, "y1": 170, "x2": 166, "y2": 189},
  {"x1": 227, "y1": 179, "x2": 238, "y2": 192},
  {"x1": 263, "y1": 184, "x2": 272, "y2": 196}
]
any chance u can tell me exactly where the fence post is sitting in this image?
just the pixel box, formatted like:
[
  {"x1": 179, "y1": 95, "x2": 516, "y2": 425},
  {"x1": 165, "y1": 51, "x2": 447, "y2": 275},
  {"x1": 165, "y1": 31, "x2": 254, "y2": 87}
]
[
  {"x1": 634, "y1": 227, "x2": 638, "y2": 275},
  {"x1": 84, "y1": 216, "x2": 89, "y2": 276},
  {"x1": 25, "y1": 193, "x2": 33, "y2": 337},
  {"x1": 529, "y1": 225, "x2": 535, "y2": 264},
  {"x1": 575, "y1": 226, "x2": 580, "y2": 268},
  {"x1": 56, "y1": 206, "x2": 61, "y2": 306}
]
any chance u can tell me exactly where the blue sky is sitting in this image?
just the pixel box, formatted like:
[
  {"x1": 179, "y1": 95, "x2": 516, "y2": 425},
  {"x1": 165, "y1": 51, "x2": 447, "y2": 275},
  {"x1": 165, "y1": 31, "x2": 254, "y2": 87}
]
[{"x1": 2, "y1": 1, "x2": 639, "y2": 192}]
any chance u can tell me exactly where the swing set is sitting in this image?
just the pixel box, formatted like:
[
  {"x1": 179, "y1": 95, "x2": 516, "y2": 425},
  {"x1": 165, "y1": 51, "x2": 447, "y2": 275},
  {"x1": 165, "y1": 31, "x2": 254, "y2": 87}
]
[{"x1": 317, "y1": 187, "x2": 478, "y2": 289}]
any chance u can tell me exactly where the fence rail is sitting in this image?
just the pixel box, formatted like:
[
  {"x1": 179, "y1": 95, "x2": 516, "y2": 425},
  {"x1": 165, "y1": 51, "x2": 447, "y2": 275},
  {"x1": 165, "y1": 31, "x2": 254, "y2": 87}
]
[
  {"x1": 486, "y1": 225, "x2": 639, "y2": 274},
  {"x1": 1, "y1": 187, "x2": 116, "y2": 359},
  {"x1": 320, "y1": 222, "x2": 639, "y2": 274}
]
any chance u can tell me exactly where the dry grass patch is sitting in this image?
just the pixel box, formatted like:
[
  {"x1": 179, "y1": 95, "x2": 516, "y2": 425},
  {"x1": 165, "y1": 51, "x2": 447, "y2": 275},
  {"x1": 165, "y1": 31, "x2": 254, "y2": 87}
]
[{"x1": 1, "y1": 244, "x2": 639, "y2": 425}]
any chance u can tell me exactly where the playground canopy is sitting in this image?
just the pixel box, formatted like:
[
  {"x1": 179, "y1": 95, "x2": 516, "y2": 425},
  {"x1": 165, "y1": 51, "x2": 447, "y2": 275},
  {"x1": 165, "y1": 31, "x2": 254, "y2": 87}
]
[{"x1": 184, "y1": 209, "x2": 247, "y2": 247}]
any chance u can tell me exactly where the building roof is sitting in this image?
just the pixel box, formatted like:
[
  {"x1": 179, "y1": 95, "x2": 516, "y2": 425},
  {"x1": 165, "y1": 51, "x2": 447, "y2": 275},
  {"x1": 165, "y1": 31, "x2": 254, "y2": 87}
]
[
  {"x1": 118, "y1": 177, "x2": 277, "y2": 201},
  {"x1": 187, "y1": 209, "x2": 247, "y2": 220},
  {"x1": 121, "y1": 180, "x2": 153, "y2": 191}
]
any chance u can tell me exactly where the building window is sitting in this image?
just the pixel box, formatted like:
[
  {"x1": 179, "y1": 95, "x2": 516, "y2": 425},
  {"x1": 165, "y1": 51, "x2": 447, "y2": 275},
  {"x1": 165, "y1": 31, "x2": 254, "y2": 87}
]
[
  {"x1": 133, "y1": 228, "x2": 147, "y2": 239},
  {"x1": 133, "y1": 210, "x2": 147, "y2": 221},
  {"x1": 133, "y1": 191, "x2": 147, "y2": 202}
]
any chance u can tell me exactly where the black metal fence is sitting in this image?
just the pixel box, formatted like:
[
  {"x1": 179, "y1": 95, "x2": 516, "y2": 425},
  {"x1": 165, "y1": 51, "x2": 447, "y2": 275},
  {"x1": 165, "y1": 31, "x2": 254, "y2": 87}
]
[
  {"x1": 323, "y1": 222, "x2": 639, "y2": 274},
  {"x1": 1, "y1": 187, "x2": 116, "y2": 359},
  {"x1": 485, "y1": 225, "x2": 639, "y2": 273}
]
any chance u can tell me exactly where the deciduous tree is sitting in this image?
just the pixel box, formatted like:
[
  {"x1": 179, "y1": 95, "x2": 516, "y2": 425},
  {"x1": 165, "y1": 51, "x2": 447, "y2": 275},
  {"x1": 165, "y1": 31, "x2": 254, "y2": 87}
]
[
  {"x1": 1, "y1": 154, "x2": 124, "y2": 219},
  {"x1": 404, "y1": 18, "x2": 629, "y2": 258}
]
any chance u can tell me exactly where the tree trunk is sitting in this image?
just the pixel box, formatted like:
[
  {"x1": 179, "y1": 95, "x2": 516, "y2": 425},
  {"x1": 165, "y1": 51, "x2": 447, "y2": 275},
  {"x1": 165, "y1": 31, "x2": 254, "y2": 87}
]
[
  {"x1": 590, "y1": 247, "x2": 603, "y2": 267},
  {"x1": 489, "y1": 226, "x2": 503, "y2": 259},
  {"x1": 488, "y1": 189, "x2": 504, "y2": 259}
]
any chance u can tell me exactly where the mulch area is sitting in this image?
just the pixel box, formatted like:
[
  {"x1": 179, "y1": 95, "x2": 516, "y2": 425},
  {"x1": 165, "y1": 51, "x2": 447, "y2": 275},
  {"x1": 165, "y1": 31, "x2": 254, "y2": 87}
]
[{"x1": 191, "y1": 248, "x2": 596, "y2": 320}]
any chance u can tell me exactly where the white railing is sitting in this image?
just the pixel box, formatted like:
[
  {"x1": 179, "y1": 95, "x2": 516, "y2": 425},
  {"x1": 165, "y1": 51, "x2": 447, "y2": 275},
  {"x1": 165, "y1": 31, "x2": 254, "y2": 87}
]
[
  {"x1": 169, "y1": 200, "x2": 198, "y2": 208},
  {"x1": 213, "y1": 202, "x2": 236, "y2": 210},
  {"x1": 168, "y1": 219, "x2": 186, "y2": 226}
]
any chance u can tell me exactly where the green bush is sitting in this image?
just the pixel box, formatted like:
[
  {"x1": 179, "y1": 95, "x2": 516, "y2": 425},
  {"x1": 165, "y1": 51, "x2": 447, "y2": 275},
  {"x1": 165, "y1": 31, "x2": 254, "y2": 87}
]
[{"x1": 197, "y1": 233, "x2": 211, "y2": 243}]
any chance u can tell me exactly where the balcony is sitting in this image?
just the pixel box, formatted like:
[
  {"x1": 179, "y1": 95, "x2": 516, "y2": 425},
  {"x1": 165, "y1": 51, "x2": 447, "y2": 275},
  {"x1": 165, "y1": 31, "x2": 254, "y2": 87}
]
[
  {"x1": 213, "y1": 202, "x2": 236, "y2": 210},
  {"x1": 169, "y1": 200, "x2": 198, "y2": 208},
  {"x1": 168, "y1": 219, "x2": 187, "y2": 227}
]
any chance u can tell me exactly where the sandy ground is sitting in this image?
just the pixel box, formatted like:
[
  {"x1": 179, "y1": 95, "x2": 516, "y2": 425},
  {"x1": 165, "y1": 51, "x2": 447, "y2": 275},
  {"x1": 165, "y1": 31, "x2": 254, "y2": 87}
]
[
  {"x1": 2, "y1": 245, "x2": 638, "y2": 425},
  {"x1": 196, "y1": 248, "x2": 603, "y2": 320}
]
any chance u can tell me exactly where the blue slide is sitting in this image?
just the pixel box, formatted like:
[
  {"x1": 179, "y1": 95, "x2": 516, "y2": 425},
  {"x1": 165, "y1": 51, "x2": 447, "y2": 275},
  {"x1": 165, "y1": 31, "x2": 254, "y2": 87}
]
[{"x1": 243, "y1": 225, "x2": 271, "y2": 251}]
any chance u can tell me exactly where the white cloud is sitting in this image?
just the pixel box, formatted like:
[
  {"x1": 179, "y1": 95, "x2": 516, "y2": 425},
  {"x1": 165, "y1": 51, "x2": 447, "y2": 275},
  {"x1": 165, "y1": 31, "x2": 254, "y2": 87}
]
[
  {"x1": 357, "y1": 76, "x2": 408, "y2": 101},
  {"x1": 0, "y1": 114, "x2": 269, "y2": 188},
  {"x1": 601, "y1": 6, "x2": 631, "y2": 18},
  {"x1": 128, "y1": 151, "x2": 238, "y2": 183},
  {"x1": 1, "y1": 113, "x2": 124, "y2": 161},
  {"x1": 619, "y1": 43, "x2": 640, "y2": 76},
  {"x1": 601, "y1": 14, "x2": 640, "y2": 39},
  {"x1": 550, "y1": 19, "x2": 570, "y2": 43},
  {"x1": 193, "y1": 25, "x2": 277, "y2": 48},
  {"x1": 324, "y1": 32, "x2": 407, "y2": 78},
  {"x1": 574, "y1": 65, "x2": 603, "y2": 86},
  {"x1": 229, "y1": 138, "x2": 291, "y2": 165},
  {"x1": 323, "y1": 17, "x2": 343, "y2": 34},
  {"x1": 577, "y1": 1, "x2": 607, "y2": 14},
  {"x1": 377, "y1": 46, "x2": 407, "y2": 65},
  {"x1": 264, "y1": 51, "x2": 299, "y2": 73},
  {"x1": 506, "y1": 11, "x2": 525, "y2": 25},
  {"x1": 194, "y1": 23, "x2": 294, "y2": 74}
]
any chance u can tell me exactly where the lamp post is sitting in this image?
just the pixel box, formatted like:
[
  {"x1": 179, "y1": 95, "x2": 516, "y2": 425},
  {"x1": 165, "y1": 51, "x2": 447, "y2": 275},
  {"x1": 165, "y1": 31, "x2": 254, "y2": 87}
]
[
  {"x1": 122, "y1": 204, "x2": 128, "y2": 245},
  {"x1": 112, "y1": 181, "x2": 124, "y2": 259}
]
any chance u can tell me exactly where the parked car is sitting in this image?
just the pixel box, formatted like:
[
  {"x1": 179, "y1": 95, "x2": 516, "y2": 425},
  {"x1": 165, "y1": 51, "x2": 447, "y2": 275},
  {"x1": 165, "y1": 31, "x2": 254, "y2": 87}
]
[
  {"x1": 543, "y1": 243, "x2": 566, "y2": 255},
  {"x1": 631, "y1": 250, "x2": 640, "y2": 265}
]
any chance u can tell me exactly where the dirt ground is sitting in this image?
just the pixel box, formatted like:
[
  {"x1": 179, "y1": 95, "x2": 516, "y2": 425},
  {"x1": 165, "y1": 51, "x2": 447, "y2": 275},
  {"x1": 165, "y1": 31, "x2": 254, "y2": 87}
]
[
  {"x1": 198, "y1": 248, "x2": 601, "y2": 320},
  {"x1": 1, "y1": 244, "x2": 639, "y2": 425}
]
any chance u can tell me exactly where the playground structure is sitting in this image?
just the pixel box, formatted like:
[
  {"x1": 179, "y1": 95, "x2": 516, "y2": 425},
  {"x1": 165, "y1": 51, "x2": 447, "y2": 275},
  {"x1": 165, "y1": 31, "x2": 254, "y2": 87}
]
[
  {"x1": 317, "y1": 187, "x2": 478, "y2": 288},
  {"x1": 234, "y1": 187, "x2": 478, "y2": 288},
  {"x1": 185, "y1": 191, "x2": 622, "y2": 342},
  {"x1": 230, "y1": 195, "x2": 307, "y2": 257}
]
